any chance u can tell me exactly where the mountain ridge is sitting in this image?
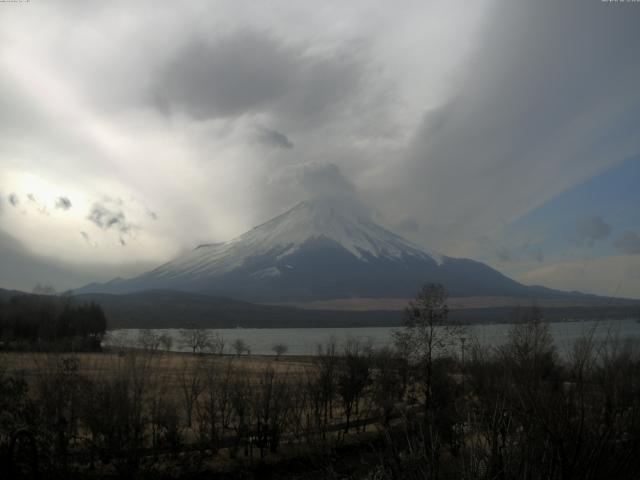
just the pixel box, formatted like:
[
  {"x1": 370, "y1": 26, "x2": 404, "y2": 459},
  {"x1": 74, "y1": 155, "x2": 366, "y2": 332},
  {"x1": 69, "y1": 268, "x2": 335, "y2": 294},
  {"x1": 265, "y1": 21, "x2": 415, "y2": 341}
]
[{"x1": 76, "y1": 198, "x2": 598, "y2": 302}]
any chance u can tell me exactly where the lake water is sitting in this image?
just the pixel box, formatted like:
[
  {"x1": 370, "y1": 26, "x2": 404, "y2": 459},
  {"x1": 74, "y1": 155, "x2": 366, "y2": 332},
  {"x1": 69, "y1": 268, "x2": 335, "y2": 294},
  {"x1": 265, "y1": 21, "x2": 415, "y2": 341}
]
[{"x1": 105, "y1": 318, "x2": 640, "y2": 358}]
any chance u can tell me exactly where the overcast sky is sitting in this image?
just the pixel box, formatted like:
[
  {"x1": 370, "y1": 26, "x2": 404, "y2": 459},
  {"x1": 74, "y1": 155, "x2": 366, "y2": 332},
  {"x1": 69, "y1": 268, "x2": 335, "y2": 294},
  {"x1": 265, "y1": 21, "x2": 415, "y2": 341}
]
[{"x1": 1, "y1": 0, "x2": 640, "y2": 298}]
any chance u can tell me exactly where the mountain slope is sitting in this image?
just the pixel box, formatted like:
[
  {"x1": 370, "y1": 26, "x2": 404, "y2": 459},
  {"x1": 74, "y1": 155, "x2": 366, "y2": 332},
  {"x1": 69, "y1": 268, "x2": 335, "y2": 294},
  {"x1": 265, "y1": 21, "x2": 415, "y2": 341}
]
[{"x1": 77, "y1": 199, "x2": 583, "y2": 301}]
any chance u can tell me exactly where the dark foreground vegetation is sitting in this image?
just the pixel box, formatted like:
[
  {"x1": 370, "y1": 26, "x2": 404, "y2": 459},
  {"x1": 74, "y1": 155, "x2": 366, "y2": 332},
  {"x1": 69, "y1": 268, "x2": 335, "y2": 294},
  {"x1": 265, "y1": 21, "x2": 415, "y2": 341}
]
[
  {"x1": 1, "y1": 284, "x2": 640, "y2": 479},
  {"x1": 0, "y1": 293, "x2": 107, "y2": 351}
]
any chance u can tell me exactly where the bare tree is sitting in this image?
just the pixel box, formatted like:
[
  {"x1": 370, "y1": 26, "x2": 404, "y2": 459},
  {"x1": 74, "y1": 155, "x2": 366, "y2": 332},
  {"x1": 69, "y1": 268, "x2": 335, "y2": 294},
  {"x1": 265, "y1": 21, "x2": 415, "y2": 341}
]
[
  {"x1": 271, "y1": 343, "x2": 288, "y2": 360},
  {"x1": 137, "y1": 329, "x2": 161, "y2": 353},
  {"x1": 371, "y1": 347, "x2": 404, "y2": 426},
  {"x1": 196, "y1": 357, "x2": 235, "y2": 452},
  {"x1": 207, "y1": 332, "x2": 226, "y2": 355},
  {"x1": 81, "y1": 350, "x2": 157, "y2": 477},
  {"x1": 179, "y1": 327, "x2": 212, "y2": 354},
  {"x1": 232, "y1": 339, "x2": 250, "y2": 356},
  {"x1": 391, "y1": 283, "x2": 464, "y2": 478},
  {"x1": 394, "y1": 283, "x2": 463, "y2": 409},
  {"x1": 337, "y1": 339, "x2": 371, "y2": 432},
  {"x1": 314, "y1": 338, "x2": 339, "y2": 431},
  {"x1": 158, "y1": 333, "x2": 173, "y2": 353},
  {"x1": 151, "y1": 397, "x2": 182, "y2": 454},
  {"x1": 229, "y1": 371, "x2": 252, "y2": 458},
  {"x1": 251, "y1": 365, "x2": 291, "y2": 457},
  {"x1": 178, "y1": 359, "x2": 203, "y2": 428},
  {"x1": 500, "y1": 305, "x2": 556, "y2": 384}
]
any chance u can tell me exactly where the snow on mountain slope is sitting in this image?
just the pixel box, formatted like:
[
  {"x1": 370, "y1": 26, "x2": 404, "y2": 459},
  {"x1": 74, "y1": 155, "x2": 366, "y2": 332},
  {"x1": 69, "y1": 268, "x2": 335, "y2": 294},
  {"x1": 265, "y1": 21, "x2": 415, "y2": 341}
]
[
  {"x1": 78, "y1": 198, "x2": 566, "y2": 301},
  {"x1": 144, "y1": 198, "x2": 444, "y2": 282}
]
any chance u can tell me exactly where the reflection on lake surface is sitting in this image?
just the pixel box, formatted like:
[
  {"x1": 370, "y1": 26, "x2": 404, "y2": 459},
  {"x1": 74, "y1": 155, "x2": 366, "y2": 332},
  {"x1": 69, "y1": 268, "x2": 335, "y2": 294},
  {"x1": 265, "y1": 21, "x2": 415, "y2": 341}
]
[{"x1": 105, "y1": 318, "x2": 640, "y2": 357}]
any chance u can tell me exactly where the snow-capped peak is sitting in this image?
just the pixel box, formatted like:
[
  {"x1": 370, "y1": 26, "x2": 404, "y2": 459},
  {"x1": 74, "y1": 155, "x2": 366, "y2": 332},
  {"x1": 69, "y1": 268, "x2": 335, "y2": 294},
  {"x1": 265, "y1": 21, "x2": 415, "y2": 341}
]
[
  {"x1": 245, "y1": 198, "x2": 441, "y2": 261},
  {"x1": 147, "y1": 198, "x2": 443, "y2": 280}
]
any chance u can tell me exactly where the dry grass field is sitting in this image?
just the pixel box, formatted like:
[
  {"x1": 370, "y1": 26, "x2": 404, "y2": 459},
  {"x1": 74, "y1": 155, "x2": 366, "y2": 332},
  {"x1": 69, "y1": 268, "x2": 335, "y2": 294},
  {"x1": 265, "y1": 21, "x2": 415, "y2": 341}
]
[{"x1": 0, "y1": 350, "x2": 316, "y2": 385}]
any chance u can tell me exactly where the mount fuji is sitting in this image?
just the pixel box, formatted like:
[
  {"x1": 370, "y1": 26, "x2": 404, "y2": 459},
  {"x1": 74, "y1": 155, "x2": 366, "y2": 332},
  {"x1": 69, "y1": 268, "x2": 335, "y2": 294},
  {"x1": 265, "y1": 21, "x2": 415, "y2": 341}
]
[{"x1": 78, "y1": 199, "x2": 566, "y2": 302}]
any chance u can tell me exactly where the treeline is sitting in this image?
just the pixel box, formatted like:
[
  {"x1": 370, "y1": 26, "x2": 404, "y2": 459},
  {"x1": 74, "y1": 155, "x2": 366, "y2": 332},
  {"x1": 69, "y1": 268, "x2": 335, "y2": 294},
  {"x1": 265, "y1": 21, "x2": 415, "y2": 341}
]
[
  {"x1": 0, "y1": 293, "x2": 107, "y2": 351},
  {"x1": 1, "y1": 285, "x2": 640, "y2": 479}
]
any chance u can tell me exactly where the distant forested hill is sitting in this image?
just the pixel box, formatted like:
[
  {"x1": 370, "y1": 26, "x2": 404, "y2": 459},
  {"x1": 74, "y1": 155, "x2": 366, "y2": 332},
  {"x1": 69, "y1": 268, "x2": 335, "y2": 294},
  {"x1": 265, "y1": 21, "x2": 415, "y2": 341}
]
[{"x1": 75, "y1": 289, "x2": 640, "y2": 329}]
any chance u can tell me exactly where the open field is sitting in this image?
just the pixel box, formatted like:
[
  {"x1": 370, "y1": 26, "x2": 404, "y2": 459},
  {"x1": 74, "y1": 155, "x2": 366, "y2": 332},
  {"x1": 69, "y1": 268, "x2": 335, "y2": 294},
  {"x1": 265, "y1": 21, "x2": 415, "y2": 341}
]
[{"x1": 0, "y1": 350, "x2": 315, "y2": 379}]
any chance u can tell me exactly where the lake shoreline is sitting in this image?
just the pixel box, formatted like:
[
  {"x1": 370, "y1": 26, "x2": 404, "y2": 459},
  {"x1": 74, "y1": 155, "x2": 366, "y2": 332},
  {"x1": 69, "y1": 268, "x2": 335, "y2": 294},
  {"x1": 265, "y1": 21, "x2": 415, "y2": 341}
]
[{"x1": 105, "y1": 318, "x2": 640, "y2": 357}]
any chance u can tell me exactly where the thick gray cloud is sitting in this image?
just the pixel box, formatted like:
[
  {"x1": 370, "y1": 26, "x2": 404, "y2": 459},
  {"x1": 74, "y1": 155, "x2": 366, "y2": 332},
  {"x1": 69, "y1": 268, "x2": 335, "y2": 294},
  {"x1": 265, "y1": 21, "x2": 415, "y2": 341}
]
[
  {"x1": 296, "y1": 163, "x2": 356, "y2": 201},
  {"x1": 615, "y1": 231, "x2": 640, "y2": 255},
  {"x1": 377, "y1": 0, "x2": 640, "y2": 255},
  {"x1": 576, "y1": 216, "x2": 611, "y2": 244},
  {"x1": 8, "y1": 194, "x2": 19, "y2": 207},
  {"x1": 259, "y1": 162, "x2": 372, "y2": 222},
  {"x1": 255, "y1": 126, "x2": 294, "y2": 149},
  {"x1": 55, "y1": 196, "x2": 72, "y2": 210},
  {"x1": 156, "y1": 30, "x2": 363, "y2": 123},
  {"x1": 158, "y1": 32, "x2": 297, "y2": 119},
  {"x1": 395, "y1": 216, "x2": 420, "y2": 234}
]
